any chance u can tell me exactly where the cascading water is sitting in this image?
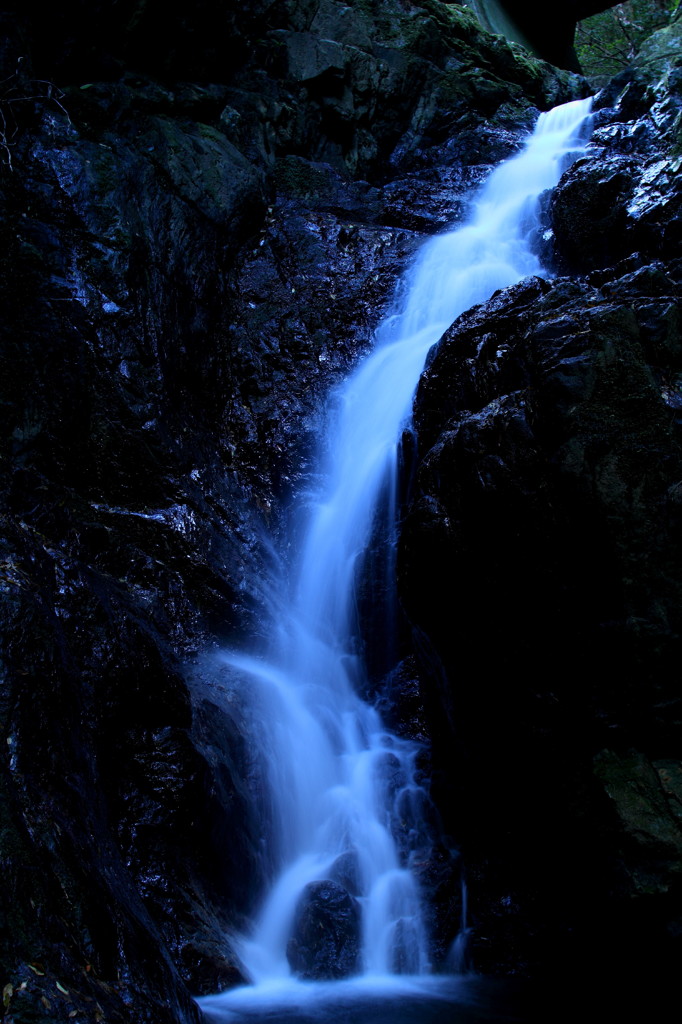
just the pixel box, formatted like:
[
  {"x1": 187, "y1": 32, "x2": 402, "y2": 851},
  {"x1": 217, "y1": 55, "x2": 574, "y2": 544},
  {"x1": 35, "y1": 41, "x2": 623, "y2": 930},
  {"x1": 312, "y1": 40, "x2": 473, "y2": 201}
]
[{"x1": 200, "y1": 96, "x2": 593, "y2": 1018}]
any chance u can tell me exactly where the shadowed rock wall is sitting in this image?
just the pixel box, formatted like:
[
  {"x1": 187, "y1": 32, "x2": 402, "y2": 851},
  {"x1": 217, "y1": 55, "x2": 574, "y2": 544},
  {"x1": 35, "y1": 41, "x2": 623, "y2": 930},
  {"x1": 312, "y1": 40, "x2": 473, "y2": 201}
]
[
  {"x1": 0, "y1": 2, "x2": 587, "y2": 1021},
  {"x1": 399, "y1": 63, "x2": 682, "y2": 1011},
  {"x1": 5, "y1": 1, "x2": 680, "y2": 1019}
]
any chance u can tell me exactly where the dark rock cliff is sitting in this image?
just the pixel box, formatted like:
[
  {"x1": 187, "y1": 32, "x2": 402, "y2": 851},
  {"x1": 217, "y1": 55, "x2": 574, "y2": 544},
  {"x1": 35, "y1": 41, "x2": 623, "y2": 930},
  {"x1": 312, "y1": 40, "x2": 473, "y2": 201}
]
[
  {"x1": 400, "y1": 60, "x2": 682, "y2": 1013},
  {"x1": 1, "y1": 0, "x2": 678, "y2": 1021},
  {"x1": 0, "y1": 2, "x2": 584, "y2": 1019}
]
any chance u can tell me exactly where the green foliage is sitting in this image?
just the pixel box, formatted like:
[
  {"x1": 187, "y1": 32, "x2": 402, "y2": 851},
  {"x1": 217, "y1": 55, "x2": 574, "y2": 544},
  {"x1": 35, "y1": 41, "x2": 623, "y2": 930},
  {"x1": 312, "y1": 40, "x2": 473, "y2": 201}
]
[{"x1": 576, "y1": 0, "x2": 680, "y2": 84}]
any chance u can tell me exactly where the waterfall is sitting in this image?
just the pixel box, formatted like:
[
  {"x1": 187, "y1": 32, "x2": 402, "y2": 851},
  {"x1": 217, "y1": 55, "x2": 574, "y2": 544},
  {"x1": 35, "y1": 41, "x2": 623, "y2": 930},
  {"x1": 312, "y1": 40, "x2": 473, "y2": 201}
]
[{"x1": 202, "y1": 96, "x2": 593, "y2": 1007}]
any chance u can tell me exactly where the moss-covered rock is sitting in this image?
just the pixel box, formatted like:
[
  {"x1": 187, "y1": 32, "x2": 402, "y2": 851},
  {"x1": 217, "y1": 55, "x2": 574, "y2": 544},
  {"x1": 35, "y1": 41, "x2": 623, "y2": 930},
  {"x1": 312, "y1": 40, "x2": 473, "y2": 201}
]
[{"x1": 634, "y1": 17, "x2": 682, "y2": 83}]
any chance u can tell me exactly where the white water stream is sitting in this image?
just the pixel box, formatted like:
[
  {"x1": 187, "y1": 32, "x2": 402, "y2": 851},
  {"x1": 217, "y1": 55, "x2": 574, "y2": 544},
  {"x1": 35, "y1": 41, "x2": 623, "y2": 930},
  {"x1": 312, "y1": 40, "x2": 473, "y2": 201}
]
[{"x1": 203, "y1": 97, "x2": 593, "y2": 1010}]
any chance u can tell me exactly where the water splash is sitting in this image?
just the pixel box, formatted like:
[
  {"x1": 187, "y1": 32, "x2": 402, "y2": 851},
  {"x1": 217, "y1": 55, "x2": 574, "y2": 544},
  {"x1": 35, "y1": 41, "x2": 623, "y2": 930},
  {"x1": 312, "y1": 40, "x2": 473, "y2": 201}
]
[{"x1": 210, "y1": 96, "x2": 593, "y2": 993}]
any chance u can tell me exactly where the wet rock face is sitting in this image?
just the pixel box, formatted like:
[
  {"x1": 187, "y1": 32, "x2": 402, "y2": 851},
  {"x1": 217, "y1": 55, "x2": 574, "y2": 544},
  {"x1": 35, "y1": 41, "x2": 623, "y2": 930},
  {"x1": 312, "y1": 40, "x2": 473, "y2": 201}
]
[
  {"x1": 7, "y1": 0, "x2": 681, "y2": 1013},
  {"x1": 287, "y1": 880, "x2": 361, "y2": 979},
  {"x1": 0, "y1": 1, "x2": 589, "y2": 1019},
  {"x1": 400, "y1": 66, "x2": 682, "y2": 987},
  {"x1": 548, "y1": 75, "x2": 682, "y2": 274}
]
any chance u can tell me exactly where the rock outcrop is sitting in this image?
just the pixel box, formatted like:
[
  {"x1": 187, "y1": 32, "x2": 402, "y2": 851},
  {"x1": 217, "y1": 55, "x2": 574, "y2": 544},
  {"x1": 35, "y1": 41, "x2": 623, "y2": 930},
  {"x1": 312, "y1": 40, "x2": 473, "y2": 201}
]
[
  {"x1": 3, "y1": 0, "x2": 681, "y2": 1019},
  {"x1": 400, "y1": 66, "x2": 682, "y2": 1004},
  {"x1": 0, "y1": 2, "x2": 589, "y2": 1021},
  {"x1": 287, "y1": 881, "x2": 361, "y2": 979}
]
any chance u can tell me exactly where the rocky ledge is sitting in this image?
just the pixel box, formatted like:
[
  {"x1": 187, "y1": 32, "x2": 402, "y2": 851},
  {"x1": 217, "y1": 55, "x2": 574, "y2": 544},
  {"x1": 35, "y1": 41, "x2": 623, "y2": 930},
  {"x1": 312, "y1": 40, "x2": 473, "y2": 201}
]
[{"x1": 399, "y1": 62, "x2": 682, "y2": 1003}]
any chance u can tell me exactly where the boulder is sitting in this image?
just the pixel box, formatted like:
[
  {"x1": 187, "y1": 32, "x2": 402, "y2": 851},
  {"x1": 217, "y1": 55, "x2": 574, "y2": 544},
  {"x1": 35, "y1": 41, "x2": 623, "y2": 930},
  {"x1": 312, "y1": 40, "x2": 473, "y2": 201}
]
[{"x1": 287, "y1": 880, "x2": 361, "y2": 979}]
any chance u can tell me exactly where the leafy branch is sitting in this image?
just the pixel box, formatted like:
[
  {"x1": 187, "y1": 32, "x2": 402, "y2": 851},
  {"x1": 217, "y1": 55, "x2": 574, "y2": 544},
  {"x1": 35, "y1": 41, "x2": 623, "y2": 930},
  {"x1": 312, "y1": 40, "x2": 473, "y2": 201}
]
[
  {"x1": 0, "y1": 60, "x2": 69, "y2": 171},
  {"x1": 576, "y1": 0, "x2": 681, "y2": 81}
]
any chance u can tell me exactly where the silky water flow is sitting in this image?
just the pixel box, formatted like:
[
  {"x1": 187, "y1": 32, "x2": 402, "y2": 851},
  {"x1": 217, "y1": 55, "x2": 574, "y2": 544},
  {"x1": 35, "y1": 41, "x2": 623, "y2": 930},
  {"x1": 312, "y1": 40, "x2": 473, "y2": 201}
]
[{"x1": 199, "y1": 96, "x2": 593, "y2": 1021}]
